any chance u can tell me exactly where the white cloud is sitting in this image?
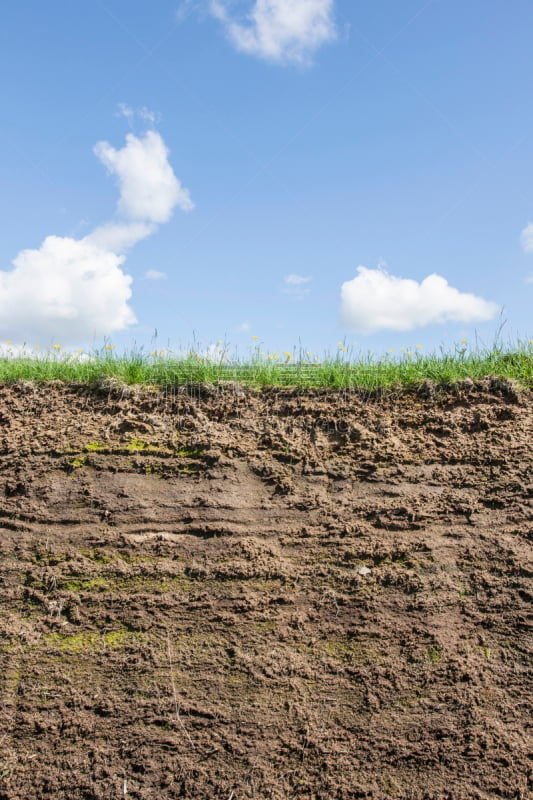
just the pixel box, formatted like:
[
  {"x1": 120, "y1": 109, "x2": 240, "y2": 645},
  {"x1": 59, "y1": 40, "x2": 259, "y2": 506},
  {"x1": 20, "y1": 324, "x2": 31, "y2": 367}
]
[
  {"x1": 94, "y1": 131, "x2": 193, "y2": 223},
  {"x1": 0, "y1": 129, "x2": 193, "y2": 345},
  {"x1": 340, "y1": 266, "x2": 499, "y2": 334},
  {"x1": 145, "y1": 269, "x2": 167, "y2": 280},
  {"x1": 238, "y1": 321, "x2": 251, "y2": 332},
  {"x1": 0, "y1": 236, "x2": 135, "y2": 343},
  {"x1": 86, "y1": 221, "x2": 156, "y2": 253},
  {"x1": 283, "y1": 273, "x2": 312, "y2": 296},
  {"x1": 521, "y1": 222, "x2": 533, "y2": 254},
  {"x1": 211, "y1": 0, "x2": 337, "y2": 64},
  {"x1": 284, "y1": 273, "x2": 312, "y2": 286}
]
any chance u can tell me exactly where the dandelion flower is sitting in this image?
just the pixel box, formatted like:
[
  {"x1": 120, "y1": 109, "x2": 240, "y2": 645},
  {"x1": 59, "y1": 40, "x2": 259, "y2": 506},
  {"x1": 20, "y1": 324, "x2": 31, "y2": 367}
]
[
  {"x1": 388, "y1": 349, "x2": 394, "y2": 353},
  {"x1": 53, "y1": 344, "x2": 61, "y2": 350},
  {"x1": 416, "y1": 344, "x2": 422, "y2": 349},
  {"x1": 6, "y1": 340, "x2": 12, "y2": 345},
  {"x1": 105, "y1": 345, "x2": 111, "y2": 351},
  {"x1": 461, "y1": 339, "x2": 467, "y2": 344},
  {"x1": 252, "y1": 335, "x2": 259, "y2": 341}
]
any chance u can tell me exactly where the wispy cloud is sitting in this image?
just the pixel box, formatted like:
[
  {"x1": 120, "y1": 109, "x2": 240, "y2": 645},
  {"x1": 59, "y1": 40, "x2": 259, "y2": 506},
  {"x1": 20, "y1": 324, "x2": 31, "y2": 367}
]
[
  {"x1": 521, "y1": 222, "x2": 533, "y2": 254},
  {"x1": 340, "y1": 266, "x2": 499, "y2": 333},
  {"x1": 145, "y1": 269, "x2": 167, "y2": 280},
  {"x1": 0, "y1": 126, "x2": 193, "y2": 344},
  {"x1": 210, "y1": 0, "x2": 337, "y2": 65},
  {"x1": 283, "y1": 273, "x2": 312, "y2": 296}
]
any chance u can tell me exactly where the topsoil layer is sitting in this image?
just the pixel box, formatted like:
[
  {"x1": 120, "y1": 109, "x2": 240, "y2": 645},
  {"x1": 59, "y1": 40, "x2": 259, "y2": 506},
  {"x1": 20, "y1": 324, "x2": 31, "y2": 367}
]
[{"x1": 0, "y1": 379, "x2": 531, "y2": 800}]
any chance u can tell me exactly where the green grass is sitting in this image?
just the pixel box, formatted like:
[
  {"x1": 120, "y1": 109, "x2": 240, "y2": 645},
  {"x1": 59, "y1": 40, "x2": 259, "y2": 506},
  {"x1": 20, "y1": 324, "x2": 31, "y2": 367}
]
[{"x1": 0, "y1": 341, "x2": 531, "y2": 390}]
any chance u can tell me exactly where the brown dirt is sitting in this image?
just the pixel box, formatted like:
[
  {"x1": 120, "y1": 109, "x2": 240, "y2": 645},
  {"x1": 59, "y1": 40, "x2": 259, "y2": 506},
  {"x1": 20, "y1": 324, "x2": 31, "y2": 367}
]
[{"x1": 0, "y1": 379, "x2": 531, "y2": 800}]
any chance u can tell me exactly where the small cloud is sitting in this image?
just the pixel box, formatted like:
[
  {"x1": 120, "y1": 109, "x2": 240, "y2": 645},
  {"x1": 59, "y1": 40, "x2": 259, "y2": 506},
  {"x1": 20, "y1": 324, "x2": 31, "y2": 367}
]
[
  {"x1": 94, "y1": 130, "x2": 194, "y2": 223},
  {"x1": 138, "y1": 107, "x2": 162, "y2": 126},
  {"x1": 283, "y1": 273, "x2": 312, "y2": 297},
  {"x1": 521, "y1": 222, "x2": 533, "y2": 254},
  {"x1": 526, "y1": 274, "x2": 533, "y2": 284},
  {"x1": 145, "y1": 269, "x2": 167, "y2": 280},
  {"x1": 210, "y1": 0, "x2": 337, "y2": 65},
  {"x1": 340, "y1": 266, "x2": 499, "y2": 333},
  {"x1": 238, "y1": 321, "x2": 251, "y2": 332},
  {"x1": 116, "y1": 102, "x2": 134, "y2": 121},
  {"x1": 284, "y1": 273, "x2": 312, "y2": 286},
  {"x1": 176, "y1": 0, "x2": 204, "y2": 22}
]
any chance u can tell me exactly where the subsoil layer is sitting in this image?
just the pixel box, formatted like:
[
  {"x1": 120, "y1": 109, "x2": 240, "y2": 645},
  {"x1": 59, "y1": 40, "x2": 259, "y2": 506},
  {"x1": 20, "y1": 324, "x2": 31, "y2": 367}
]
[{"x1": 0, "y1": 379, "x2": 531, "y2": 800}]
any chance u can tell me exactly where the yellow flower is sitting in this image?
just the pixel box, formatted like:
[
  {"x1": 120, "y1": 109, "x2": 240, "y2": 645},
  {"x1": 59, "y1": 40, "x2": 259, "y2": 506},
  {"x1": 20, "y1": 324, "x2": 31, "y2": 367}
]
[
  {"x1": 53, "y1": 344, "x2": 61, "y2": 350},
  {"x1": 105, "y1": 344, "x2": 111, "y2": 351},
  {"x1": 34, "y1": 345, "x2": 40, "y2": 350},
  {"x1": 388, "y1": 349, "x2": 394, "y2": 353},
  {"x1": 252, "y1": 335, "x2": 258, "y2": 341},
  {"x1": 217, "y1": 339, "x2": 223, "y2": 345},
  {"x1": 400, "y1": 346, "x2": 406, "y2": 351},
  {"x1": 285, "y1": 351, "x2": 292, "y2": 358},
  {"x1": 6, "y1": 340, "x2": 11, "y2": 345},
  {"x1": 307, "y1": 351, "x2": 312, "y2": 357},
  {"x1": 461, "y1": 339, "x2": 467, "y2": 344},
  {"x1": 78, "y1": 349, "x2": 83, "y2": 354},
  {"x1": 337, "y1": 341, "x2": 343, "y2": 347},
  {"x1": 416, "y1": 344, "x2": 422, "y2": 349},
  {"x1": 151, "y1": 351, "x2": 156, "y2": 356}
]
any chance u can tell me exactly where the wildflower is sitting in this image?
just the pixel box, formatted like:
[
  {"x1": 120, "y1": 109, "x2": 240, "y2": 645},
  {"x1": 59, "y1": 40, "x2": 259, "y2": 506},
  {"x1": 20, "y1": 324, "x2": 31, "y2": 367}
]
[
  {"x1": 400, "y1": 346, "x2": 406, "y2": 351},
  {"x1": 416, "y1": 344, "x2": 422, "y2": 349},
  {"x1": 78, "y1": 349, "x2": 83, "y2": 354},
  {"x1": 337, "y1": 341, "x2": 343, "y2": 347},
  {"x1": 461, "y1": 339, "x2": 467, "y2": 344},
  {"x1": 307, "y1": 351, "x2": 312, "y2": 357},
  {"x1": 53, "y1": 344, "x2": 61, "y2": 350},
  {"x1": 388, "y1": 349, "x2": 394, "y2": 353},
  {"x1": 151, "y1": 350, "x2": 157, "y2": 356},
  {"x1": 6, "y1": 340, "x2": 11, "y2": 345},
  {"x1": 105, "y1": 345, "x2": 111, "y2": 351},
  {"x1": 217, "y1": 339, "x2": 223, "y2": 345},
  {"x1": 35, "y1": 345, "x2": 40, "y2": 350},
  {"x1": 252, "y1": 335, "x2": 258, "y2": 341},
  {"x1": 285, "y1": 351, "x2": 292, "y2": 358}
]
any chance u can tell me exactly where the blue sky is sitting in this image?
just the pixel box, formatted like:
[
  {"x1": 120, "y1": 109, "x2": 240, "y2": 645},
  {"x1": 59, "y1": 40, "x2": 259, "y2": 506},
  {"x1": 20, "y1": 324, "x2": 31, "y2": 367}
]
[{"x1": 1, "y1": 0, "x2": 532, "y2": 357}]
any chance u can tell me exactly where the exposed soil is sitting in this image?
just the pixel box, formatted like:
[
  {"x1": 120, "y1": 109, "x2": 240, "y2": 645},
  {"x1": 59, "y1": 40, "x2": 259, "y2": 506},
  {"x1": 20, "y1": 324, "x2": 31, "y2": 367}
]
[{"x1": 0, "y1": 379, "x2": 531, "y2": 800}]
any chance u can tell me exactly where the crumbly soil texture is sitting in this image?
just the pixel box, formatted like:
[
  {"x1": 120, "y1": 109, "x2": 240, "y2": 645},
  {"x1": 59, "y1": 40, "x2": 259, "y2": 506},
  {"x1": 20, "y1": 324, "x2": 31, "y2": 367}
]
[{"x1": 0, "y1": 379, "x2": 531, "y2": 800}]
